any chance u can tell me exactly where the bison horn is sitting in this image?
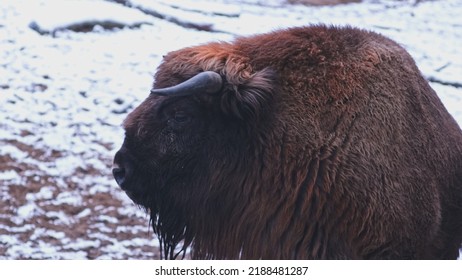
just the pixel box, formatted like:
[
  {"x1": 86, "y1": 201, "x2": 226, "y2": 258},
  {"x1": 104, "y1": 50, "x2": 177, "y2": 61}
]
[{"x1": 150, "y1": 71, "x2": 223, "y2": 97}]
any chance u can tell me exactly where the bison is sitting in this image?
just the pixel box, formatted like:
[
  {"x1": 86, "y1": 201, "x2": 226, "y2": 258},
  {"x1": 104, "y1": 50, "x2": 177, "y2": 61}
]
[{"x1": 113, "y1": 25, "x2": 462, "y2": 259}]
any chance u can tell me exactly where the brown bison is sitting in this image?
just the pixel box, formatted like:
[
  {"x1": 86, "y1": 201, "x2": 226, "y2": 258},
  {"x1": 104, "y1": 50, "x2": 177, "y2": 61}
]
[{"x1": 113, "y1": 25, "x2": 462, "y2": 259}]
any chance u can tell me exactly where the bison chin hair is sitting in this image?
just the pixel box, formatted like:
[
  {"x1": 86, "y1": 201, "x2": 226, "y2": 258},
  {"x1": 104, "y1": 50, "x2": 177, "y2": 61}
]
[
  {"x1": 140, "y1": 167, "x2": 209, "y2": 260},
  {"x1": 124, "y1": 173, "x2": 190, "y2": 259},
  {"x1": 149, "y1": 198, "x2": 190, "y2": 260}
]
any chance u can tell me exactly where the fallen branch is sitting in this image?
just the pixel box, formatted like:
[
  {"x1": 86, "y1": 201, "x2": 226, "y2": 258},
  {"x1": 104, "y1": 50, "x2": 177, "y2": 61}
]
[
  {"x1": 133, "y1": 5, "x2": 214, "y2": 32},
  {"x1": 29, "y1": 20, "x2": 145, "y2": 36},
  {"x1": 427, "y1": 76, "x2": 462, "y2": 89},
  {"x1": 107, "y1": 0, "x2": 233, "y2": 33}
]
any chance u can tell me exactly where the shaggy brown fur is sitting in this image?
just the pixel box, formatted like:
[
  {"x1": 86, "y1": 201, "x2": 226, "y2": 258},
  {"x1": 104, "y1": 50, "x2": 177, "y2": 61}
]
[{"x1": 114, "y1": 25, "x2": 462, "y2": 259}]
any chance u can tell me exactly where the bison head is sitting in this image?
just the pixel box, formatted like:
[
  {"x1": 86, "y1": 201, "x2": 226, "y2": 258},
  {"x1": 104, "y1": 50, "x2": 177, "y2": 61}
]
[{"x1": 113, "y1": 63, "x2": 276, "y2": 258}]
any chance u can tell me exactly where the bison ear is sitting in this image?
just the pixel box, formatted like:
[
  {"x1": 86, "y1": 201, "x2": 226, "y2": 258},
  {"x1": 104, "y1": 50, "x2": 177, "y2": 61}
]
[{"x1": 220, "y1": 68, "x2": 277, "y2": 120}]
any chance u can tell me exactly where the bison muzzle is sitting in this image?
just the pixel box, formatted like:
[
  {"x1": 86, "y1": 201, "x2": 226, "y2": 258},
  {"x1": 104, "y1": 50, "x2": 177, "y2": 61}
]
[{"x1": 113, "y1": 25, "x2": 462, "y2": 260}]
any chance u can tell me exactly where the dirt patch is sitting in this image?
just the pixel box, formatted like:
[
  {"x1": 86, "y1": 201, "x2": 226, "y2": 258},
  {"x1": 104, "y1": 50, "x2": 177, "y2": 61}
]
[{"x1": 0, "y1": 138, "x2": 159, "y2": 259}]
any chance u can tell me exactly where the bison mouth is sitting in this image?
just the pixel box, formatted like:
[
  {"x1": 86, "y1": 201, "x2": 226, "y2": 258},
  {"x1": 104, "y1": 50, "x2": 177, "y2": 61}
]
[
  {"x1": 112, "y1": 163, "x2": 130, "y2": 189},
  {"x1": 112, "y1": 157, "x2": 155, "y2": 212},
  {"x1": 112, "y1": 147, "x2": 155, "y2": 207},
  {"x1": 113, "y1": 172, "x2": 154, "y2": 208}
]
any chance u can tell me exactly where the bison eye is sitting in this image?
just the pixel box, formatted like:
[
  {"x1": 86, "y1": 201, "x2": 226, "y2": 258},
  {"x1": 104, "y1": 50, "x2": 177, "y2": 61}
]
[{"x1": 173, "y1": 111, "x2": 190, "y2": 123}]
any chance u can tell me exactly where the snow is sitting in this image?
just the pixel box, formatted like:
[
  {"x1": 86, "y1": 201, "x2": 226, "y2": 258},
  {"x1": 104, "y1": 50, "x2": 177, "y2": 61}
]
[
  {"x1": 0, "y1": 145, "x2": 28, "y2": 160},
  {"x1": 0, "y1": 170, "x2": 21, "y2": 181},
  {"x1": 63, "y1": 239, "x2": 101, "y2": 250},
  {"x1": 17, "y1": 203, "x2": 37, "y2": 220},
  {"x1": 1, "y1": 0, "x2": 461, "y2": 260},
  {"x1": 25, "y1": 186, "x2": 54, "y2": 201},
  {"x1": 157, "y1": 0, "x2": 241, "y2": 17},
  {"x1": 27, "y1": 0, "x2": 154, "y2": 34},
  {"x1": 44, "y1": 211, "x2": 76, "y2": 226},
  {"x1": 75, "y1": 208, "x2": 92, "y2": 219},
  {"x1": 98, "y1": 215, "x2": 119, "y2": 224},
  {"x1": 54, "y1": 192, "x2": 83, "y2": 206}
]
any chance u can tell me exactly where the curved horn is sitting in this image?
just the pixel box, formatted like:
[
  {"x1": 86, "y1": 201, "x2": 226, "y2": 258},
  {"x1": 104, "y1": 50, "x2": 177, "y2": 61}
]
[{"x1": 150, "y1": 71, "x2": 223, "y2": 97}]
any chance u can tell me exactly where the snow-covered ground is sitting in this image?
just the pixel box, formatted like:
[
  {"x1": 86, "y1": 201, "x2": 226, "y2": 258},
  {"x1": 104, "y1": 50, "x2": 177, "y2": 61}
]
[{"x1": 0, "y1": 0, "x2": 461, "y2": 259}]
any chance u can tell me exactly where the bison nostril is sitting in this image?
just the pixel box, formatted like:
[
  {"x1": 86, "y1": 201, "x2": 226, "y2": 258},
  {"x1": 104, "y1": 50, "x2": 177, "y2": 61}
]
[
  {"x1": 112, "y1": 167, "x2": 126, "y2": 186},
  {"x1": 113, "y1": 148, "x2": 134, "y2": 188}
]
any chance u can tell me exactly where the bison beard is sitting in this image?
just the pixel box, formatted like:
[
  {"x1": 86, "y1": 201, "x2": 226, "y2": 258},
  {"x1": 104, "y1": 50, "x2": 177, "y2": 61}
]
[{"x1": 113, "y1": 25, "x2": 462, "y2": 259}]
